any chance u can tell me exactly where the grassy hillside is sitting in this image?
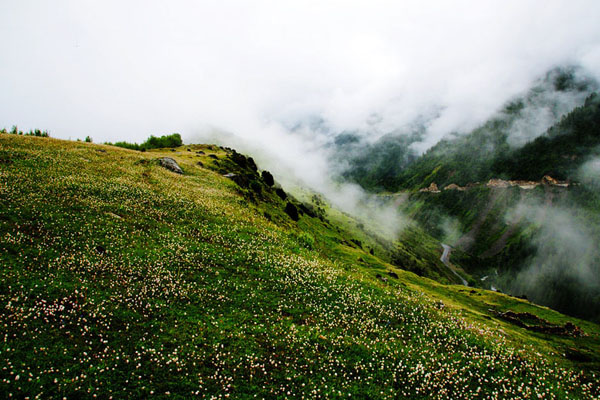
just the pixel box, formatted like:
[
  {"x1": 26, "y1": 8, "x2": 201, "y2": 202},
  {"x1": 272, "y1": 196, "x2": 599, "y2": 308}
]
[{"x1": 1, "y1": 133, "x2": 599, "y2": 398}]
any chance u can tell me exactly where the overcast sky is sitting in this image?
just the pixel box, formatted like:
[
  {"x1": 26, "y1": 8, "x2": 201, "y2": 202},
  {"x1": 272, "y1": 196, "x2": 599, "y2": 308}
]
[{"x1": 2, "y1": 1, "x2": 600, "y2": 153}]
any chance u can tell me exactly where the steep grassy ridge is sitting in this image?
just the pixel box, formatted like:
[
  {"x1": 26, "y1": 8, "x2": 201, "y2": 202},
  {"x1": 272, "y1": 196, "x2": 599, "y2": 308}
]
[{"x1": 1, "y1": 134, "x2": 599, "y2": 399}]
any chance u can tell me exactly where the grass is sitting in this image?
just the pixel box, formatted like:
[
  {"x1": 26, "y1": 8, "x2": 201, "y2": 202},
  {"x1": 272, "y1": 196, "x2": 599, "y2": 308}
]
[{"x1": 0, "y1": 133, "x2": 599, "y2": 399}]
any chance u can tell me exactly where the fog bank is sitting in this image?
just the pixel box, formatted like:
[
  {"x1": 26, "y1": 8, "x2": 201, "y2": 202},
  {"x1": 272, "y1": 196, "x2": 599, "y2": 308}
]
[{"x1": 3, "y1": 1, "x2": 600, "y2": 234}]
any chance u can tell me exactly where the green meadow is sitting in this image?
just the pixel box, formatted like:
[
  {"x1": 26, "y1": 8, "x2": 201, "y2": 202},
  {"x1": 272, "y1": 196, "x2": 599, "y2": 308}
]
[{"x1": 1, "y1": 133, "x2": 598, "y2": 399}]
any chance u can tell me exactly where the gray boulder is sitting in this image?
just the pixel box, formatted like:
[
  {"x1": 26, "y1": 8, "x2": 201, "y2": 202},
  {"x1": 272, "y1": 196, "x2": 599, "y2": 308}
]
[{"x1": 159, "y1": 157, "x2": 183, "y2": 174}]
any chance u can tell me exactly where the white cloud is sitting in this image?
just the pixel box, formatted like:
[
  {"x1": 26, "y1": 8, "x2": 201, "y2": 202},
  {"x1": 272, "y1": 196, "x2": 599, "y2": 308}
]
[
  {"x1": 504, "y1": 196, "x2": 600, "y2": 316},
  {"x1": 2, "y1": 0, "x2": 600, "y2": 214}
]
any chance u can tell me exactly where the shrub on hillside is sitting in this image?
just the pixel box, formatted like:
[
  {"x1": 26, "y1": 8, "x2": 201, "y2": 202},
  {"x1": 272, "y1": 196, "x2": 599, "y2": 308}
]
[
  {"x1": 107, "y1": 133, "x2": 182, "y2": 151},
  {"x1": 297, "y1": 232, "x2": 315, "y2": 250},
  {"x1": 284, "y1": 202, "x2": 299, "y2": 221},
  {"x1": 143, "y1": 133, "x2": 182, "y2": 149},
  {"x1": 275, "y1": 188, "x2": 287, "y2": 200},
  {"x1": 250, "y1": 180, "x2": 262, "y2": 194},
  {"x1": 1, "y1": 126, "x2": 49, "y2": 137},
  {"x1": 261, "y1": 170, "x2": 275, "y2": 186}
]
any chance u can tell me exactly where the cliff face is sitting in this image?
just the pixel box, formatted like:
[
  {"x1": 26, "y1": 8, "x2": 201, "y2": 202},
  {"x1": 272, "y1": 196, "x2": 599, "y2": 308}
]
[
  {"x1": 421, "y1": 176, "x2": 571, "y2": 192},
  {"x1": 419, "y1": 182, "x2": 440, "y2": 192}
]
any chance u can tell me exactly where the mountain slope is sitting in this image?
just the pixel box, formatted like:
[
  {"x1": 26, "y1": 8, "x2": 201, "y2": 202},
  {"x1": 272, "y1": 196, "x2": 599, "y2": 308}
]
[
  {"x1": 396, "y1": 90, "x2": 599, "y2": 191},
  {"x1": 394, "y1": 93, "x2": 600, "y2": 321},
  {"x1": 337, "y1": 68, "x2": 596, "y2": 192},
  {"x1": 492, "y1": 92, "x2": 600, "y2": 181},
  {"x1": 1, "y1": 133, "x2": 599, "y2": 398},
  {"x1": 331, "y1": 70, "x2": 600, "y2": 322}
]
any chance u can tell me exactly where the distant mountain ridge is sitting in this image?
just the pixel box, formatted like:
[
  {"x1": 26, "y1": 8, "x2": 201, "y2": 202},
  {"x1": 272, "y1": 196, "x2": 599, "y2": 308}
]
[
  {"x1": 329, "y1": 67, "x2": 600, "y2": 322},
  {"x1": 387, "y1": 87, "x2": 600, "y2": 322},
  {"x1": 337, "y1": 67, "x2": 598, "y2": 192}
]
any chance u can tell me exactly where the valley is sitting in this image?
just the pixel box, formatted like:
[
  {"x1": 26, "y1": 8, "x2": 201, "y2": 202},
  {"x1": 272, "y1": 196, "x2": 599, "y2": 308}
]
[{"x1": 340, "y1": 86, "x2": 600, "y2": 323}]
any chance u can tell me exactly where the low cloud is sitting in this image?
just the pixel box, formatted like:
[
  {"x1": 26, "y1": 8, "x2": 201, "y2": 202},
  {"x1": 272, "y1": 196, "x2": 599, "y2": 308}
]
[
  {"x1": 191, "y1": 125, "x2": 409, "y2": 238},
  {"x1": 577, "y1": 154, "x2": 600, "y2": 187},
  {"x1": 504, "y1": 68, "x2": 597, "y2": 147},
  {"x1": 3, "y1": 2, "x2": 600, "y2": 145},
  {"x1": 504, "y1": 190, "x2": 600, "y2": 319},
  {"x1": 2, "y1": 1, "x2": 600, "y2": 237}
]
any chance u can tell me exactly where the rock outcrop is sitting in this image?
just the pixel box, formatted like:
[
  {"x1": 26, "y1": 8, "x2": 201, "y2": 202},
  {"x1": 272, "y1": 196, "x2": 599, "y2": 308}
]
[
  {"x1": 159, "y1": 157, "x2": 183, "y2": 174},
  {"x1": 542, "y1": 175, "x2": 569, "y2": 187},
  {"x1": 426, "y1": 176, "x2": 572, "y2": 192},
  {"x1": 494, "y1": 310, "x2": 585, "y2": 337},
  {"x1": 444, "y1": 183, "x2": 465, "y2": 191},
  {"x1": 486, "y1": 179, "x2": 511, "y2": 188},
  {"x1": 419, "y1": 182, "x2": 440, "y2": 193},
  {"x1": 511, "y1": 180, "x2": 539, "y2": 189}
]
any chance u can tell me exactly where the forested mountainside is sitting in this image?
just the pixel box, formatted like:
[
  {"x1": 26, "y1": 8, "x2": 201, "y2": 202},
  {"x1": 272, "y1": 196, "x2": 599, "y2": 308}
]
[
  {"x1": 400, "y1": 93, "x2": 600, "y2": 322},
  {"x1": 338, "y1": 68, "x2": 598, "y2": 192},
  {"x1": 400, "y1": 91, "x2": 600, "y2": 190},
  {"x1": 335, "y1": 72, "x2": 600, "y2": 322}
]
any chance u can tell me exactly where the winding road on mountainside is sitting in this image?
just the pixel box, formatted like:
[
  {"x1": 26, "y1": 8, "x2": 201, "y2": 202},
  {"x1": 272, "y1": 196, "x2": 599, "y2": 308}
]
[{"x1": 440, "y1": 244, "x2": 469, "y2": 286}]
